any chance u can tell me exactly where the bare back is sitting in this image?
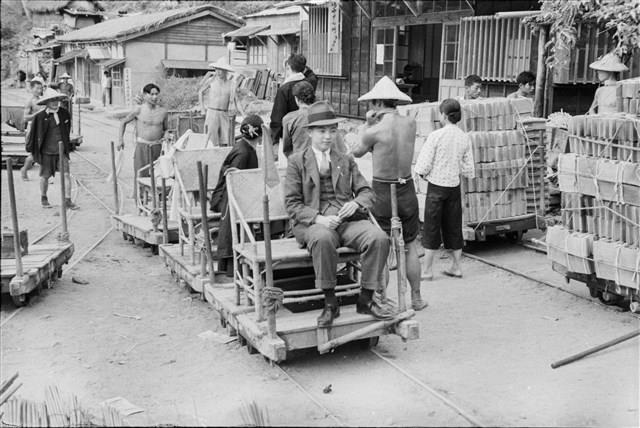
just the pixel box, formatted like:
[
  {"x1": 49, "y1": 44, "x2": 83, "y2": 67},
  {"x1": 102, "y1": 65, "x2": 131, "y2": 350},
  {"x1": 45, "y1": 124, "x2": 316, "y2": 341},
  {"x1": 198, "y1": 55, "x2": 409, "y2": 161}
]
[
  {"x1": 135, "y1": 103, "x2": 168, "y2": 142},
  {"x1": 207, "y1": 78, "x2": 232, "y2": 110},
  {"x1": 363, "y1": 111, "x2": 416, "y2": 180}
]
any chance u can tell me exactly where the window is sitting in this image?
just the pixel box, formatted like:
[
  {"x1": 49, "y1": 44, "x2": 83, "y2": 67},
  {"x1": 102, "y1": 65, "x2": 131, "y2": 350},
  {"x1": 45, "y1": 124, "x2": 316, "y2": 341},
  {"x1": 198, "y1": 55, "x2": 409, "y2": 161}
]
[
  {"x1": 441, "y1": 23, "x2": 459, "y2": 79},
  {"x1": 307, "y1": 3, "x2": 343, "y2": 76},
  {"x1": 111, "y1": 65, "x2": 123, "y2": 88},
  {"x1": 248, "y1": 38, "x2": 266, "y2": 65}
]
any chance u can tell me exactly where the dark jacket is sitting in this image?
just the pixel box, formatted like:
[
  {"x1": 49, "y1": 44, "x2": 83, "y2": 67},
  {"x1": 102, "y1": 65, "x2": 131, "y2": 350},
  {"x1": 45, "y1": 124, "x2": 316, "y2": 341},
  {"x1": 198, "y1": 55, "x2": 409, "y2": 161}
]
[
  {"x1": 285, "y1": 146, "x2": 374, "y2": 232},
  {"x1": 210, "y1": 138, "x2": 259, "y2": 259},
  {"x1": 26, "y1": 107, "x2": 71, "y2": 164},
  {"x1": 270, "y1": 69, "x2": 318, "y2": 144},
  {"x1": 303, "y1": 67, "x2": 318, "y2": 90}
]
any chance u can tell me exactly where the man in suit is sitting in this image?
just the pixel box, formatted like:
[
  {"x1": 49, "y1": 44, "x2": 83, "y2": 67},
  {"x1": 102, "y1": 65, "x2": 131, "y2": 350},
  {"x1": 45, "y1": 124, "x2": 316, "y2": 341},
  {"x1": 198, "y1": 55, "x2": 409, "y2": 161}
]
[
  {"x1": 26, "y1": 88, "x2": 78, "y2": 209},
  {"x1": 285, "y1": 101, "x2": 392, "y2": 327}
]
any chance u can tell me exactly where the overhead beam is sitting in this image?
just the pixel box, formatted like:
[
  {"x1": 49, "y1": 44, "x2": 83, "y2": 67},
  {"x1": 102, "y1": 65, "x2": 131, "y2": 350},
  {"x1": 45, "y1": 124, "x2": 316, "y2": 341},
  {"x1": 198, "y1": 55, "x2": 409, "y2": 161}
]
[
  {"x1": 402, "y1": 0, "x2": 419, "y2": 17},
  {"x1": 372, "y1": 9, "x2": 473, "y2": 27},
  {"x1": 353, "y1": 0, "x2": 371, "y2": 20}
]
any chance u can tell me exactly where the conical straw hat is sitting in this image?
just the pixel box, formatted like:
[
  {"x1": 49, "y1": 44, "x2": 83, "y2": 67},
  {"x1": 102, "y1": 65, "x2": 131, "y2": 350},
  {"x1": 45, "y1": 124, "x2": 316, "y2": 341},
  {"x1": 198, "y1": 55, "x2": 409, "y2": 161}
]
[
  {"x1": 358, "y1": 76, "x2": 412, "y2": 103},
  {"x1": 37, "y1": 88, "x2": 68, "y2": 105},
  {"x1": 589, "y1": 52, "x2": 628, "y2": 72},
  {"x1": 208, "y1": 57, "x2": 234, "y2": 72}
]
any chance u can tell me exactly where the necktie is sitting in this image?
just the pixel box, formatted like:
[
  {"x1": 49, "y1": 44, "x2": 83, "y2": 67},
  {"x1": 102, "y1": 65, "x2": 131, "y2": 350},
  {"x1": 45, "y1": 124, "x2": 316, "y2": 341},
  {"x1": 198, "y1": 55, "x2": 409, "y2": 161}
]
[{"x1": 319, "y1": 151, "x2": 330, "y2": 176}]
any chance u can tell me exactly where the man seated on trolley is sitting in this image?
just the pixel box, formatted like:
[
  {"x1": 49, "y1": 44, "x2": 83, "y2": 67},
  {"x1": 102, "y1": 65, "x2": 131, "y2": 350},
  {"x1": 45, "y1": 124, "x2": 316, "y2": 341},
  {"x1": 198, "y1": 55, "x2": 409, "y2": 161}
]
[{"x1": 284, "y1": 101, "x2": 394, "y2": 328}]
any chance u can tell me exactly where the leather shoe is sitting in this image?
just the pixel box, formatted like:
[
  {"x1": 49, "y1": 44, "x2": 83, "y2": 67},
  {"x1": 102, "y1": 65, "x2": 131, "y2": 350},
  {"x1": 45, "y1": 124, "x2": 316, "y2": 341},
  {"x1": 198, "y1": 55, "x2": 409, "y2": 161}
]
[
  {"x1": 317, "y1": 304, "x2": 340, "y2": 327},
  {"x1": 356, "y1": 300, "x2": 395, "y2": 320}
]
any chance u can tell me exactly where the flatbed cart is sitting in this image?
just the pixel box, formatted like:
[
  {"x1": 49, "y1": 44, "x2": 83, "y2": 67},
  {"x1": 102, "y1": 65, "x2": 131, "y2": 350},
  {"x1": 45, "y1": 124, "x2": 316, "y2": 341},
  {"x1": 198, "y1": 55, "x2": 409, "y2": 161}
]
[
  {"x1": 1, "y1": 150, "x2": 74, "y2": 306},
  {"x1": 462, "y1": 212, "x2": 543, "y2": 242},
  {"x1": 197, "y1": 166, "x2": 419, "y2": 362},
  {"x1": 551, "y1": 262, "x2": 640, "y2": 313}
]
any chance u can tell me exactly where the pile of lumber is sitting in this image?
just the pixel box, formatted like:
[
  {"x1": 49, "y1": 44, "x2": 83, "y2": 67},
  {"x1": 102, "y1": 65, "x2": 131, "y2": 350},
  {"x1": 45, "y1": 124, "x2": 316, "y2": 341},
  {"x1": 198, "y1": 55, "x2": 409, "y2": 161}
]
[
  {"x1": 238, "y1": 69, "x2": 278, "y2": 101},
  {"x1": 399, "y1": 97, "x2": 547, "y2": 225},
  {"x1": 617, "y1": 77, "x2": 640, "y2": 114},
  {"x1": 550, "y1": 113, "x2": 640, "y2": 291}
]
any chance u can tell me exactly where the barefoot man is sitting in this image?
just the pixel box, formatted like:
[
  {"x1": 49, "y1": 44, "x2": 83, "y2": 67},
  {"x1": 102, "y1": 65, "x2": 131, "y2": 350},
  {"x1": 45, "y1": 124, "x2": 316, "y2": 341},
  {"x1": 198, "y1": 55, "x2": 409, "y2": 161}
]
[
  {"x1": 198, "y1": 58, "x2": 238, "y2": 146},
  {"x1": 118, "y1": 83, "x2": 169, "y2": 198},
  {"x1": 20, "y1": 76, "x2": 45, "y2": 180},
  {"x1": 351, "y1": 76, "x2": 428, "y2": 311}
]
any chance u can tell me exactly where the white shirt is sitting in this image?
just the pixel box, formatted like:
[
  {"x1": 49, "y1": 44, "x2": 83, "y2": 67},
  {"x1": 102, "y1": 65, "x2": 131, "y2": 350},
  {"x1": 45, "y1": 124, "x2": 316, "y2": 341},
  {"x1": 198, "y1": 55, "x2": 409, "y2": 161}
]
[
  {"x1": 414, "y1": 123, "x2": 475, "y2": 187},
  {"x1": 311, "y1": 146, "x2": 330, "y2": 172}
]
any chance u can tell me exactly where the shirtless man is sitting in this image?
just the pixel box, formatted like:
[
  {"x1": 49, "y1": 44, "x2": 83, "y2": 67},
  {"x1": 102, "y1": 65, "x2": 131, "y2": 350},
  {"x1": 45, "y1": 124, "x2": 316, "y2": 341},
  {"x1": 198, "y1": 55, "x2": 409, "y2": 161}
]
[
  {"x1": 351, "y1": 76, "x2": 428, "y2": 311},
  {"x1": 118, "y1": 83, "x2": 169, "y2": 197},
  {"x1": 198, "y1": 59, "x2": 238, "y2": 146},
  {"x1": 20, "y1": 77, "x2": 45, "y2": 180}
]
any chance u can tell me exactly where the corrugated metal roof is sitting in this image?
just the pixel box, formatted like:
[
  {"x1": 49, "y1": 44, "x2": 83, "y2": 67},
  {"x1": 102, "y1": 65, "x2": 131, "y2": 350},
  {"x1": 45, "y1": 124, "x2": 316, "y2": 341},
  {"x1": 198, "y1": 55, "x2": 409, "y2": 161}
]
[
  {"x1": 161, "y1": 59, "x2": 211, "y2": 70},
  {"x1": 224, "y1": 24, "x2": 270, "y2": 39},
  {"x1": 86, "y1": 46, "x2": 111, "y2": 59},
  {"x1": 57, "y1": 5, "x2": 242, "y2": 43},
  {"x1": 255, "y1": 26, "x2": 299, "y2": 37},
  {"x1": 54, "y1": 49, "x2": 87, "y2": 63},
  {"x1": 101, "y1": 58, "x2": 126, "y2": 69},
  {"x1": 243, "y1": 5, "x2": 302, "y2": 18}
]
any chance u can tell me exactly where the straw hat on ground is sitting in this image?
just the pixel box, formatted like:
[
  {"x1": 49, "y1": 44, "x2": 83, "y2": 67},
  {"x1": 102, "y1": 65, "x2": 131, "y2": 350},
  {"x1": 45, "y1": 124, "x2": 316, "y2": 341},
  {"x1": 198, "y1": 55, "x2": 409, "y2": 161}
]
[
  {"x1": 358, "y1": 75, "x2": 412, "y2": 104},
  {"x1": 37, "y1": 88, "x2": 68, "y2": 105},
  {"x1": 209, "y1": 57, "x2": 234, "y2": 72},
  {"x1": 60, "y1": 72, "x2": 71, "y2": 79},
  {"x1": 302, "y1": 101, "x2": 345, "y2": 127},
  {"x1": 589, "y1": 52, "x2": 629, "y2": 72}
]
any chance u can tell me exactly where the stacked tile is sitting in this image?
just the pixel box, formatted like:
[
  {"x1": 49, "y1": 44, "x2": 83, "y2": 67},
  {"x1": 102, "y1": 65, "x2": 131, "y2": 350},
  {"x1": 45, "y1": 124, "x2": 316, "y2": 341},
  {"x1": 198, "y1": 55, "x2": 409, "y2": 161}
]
[
  {"x1": 616, "y1": 77, "x2": 640, "y2": 114},
  {"x1": 518, "y1": 118, "x2": 549, "y2": 215},
  {"x1": 552, "y1": 114, "x2": 640, "y2": 292}
]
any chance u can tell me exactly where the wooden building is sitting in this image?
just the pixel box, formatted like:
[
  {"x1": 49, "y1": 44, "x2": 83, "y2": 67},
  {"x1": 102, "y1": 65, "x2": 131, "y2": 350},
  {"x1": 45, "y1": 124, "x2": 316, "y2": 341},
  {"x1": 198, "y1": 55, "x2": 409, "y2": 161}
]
[
  {"x1": 299, "y1": 0, "x2": 639, "y2": 118},
  {"x1": 55, "y1": 5, "x2": 242, "y2": 106},
  {"x1": 223, "y1": 5, "x2": 306, "y2": 77}
]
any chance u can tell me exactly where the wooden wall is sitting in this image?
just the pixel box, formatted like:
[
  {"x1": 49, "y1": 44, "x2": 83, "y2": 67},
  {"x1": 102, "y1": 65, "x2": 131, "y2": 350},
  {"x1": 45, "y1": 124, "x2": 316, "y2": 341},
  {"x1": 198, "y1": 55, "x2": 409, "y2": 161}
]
[
  {"x1": 408, "y1": 24, "x2": 442, "y2": 102},
  {"x1": 135, "y1": 15, "x2": 237, "y2": 46}
]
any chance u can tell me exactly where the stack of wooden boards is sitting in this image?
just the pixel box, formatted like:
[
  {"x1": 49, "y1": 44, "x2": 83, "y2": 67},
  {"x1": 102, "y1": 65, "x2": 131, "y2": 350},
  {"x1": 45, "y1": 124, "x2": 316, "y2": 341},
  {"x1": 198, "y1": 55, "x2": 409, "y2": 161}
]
[
  {"x1": 237, "y1": 69, "x2": 278, "y2": 101},
  {"x1": 551, "y1": 113, "x2": 640, "y2": 301},
  {"x1": 398, "y1": 97, "x2": 547, "y2": 227},
  {"x1": 616, "y1": 77, "x2": 640, "y2": 114}
]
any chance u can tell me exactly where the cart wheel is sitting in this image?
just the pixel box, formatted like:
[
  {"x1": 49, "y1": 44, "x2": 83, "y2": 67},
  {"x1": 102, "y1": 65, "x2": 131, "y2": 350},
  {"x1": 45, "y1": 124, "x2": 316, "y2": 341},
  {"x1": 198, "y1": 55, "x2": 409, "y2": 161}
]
[
  {"x1": 151, "y1": 245, "x2": 159, "y2": 255},
  {"x1": 238, "y1": 335, "x2": 247, "y2": 346},
  {"x1": 358, "y1": 336, "x2": 380, "y2": 350},
  {"x1": 588, "y1": 286, "x2": 600, "y2": 299},
  {"x1": 11, "y1": 294, "x2": 27, "y2": 307},
  {"x1": 122, "y1": 232, "x2": 128, "y2": 241},
  {"x1": 598, "y1": 291, "x2": 622, "y2": 306},
  {"x1": 506, "y1": 231, "x2": 523, "y2": 243},
  {"x1": 630, "y1": 301, "x2": 640, "y2": 314},
  {"x1": 247, "y1": 342, "x2": 258, "y2": 355}
]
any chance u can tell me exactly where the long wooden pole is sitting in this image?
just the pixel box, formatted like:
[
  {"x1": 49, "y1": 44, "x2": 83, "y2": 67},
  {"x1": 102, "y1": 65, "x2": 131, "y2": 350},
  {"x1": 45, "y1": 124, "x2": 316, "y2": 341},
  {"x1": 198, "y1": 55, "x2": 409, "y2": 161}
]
[
  {"x1": 534, "y1": 25, "x2": 548, "y2": 117},
  {"x1": 148, "y1": 145, "x2": 158, "y2": 231},
  {"x1": 161, "y1": 178, "x2": 169, "y2": 244},
  {"x1": 6, "y1": 159, "x2": 23, "y2": 277},
  {"x1": 58, "y1": 142, "x2": 69, "y2": 241},
  {"x1": 551, "y1": 329, "x2": 640, "y2": 369},
  {"x1": 110, "y1": 141, "x2": 119, "y2": 215},
  {"x1": 390, "y1": 184, "x2": 407, "y2": 312},
  {"x1": 196, "y1": 161, "x2": 215, "y2": 293}
]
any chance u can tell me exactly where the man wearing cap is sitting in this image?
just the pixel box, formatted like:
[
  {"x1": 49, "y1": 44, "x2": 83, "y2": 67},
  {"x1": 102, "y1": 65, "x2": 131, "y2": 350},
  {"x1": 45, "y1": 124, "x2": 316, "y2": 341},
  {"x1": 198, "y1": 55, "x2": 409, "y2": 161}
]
[
  {"x1": 588, "y1": 52, "x2": 628, "y2": 115},
  {"x1": 26, "y1": 88, "x2": 78, "y2": 209},
  {"x1": 58, "y1": 73, "x2": 74, "y2": 117},
  {"x1": 20, "y1": 76, "x2": 45, "y2": 180},
  {"x1": 285, "y1": 101, "x2": 393, "y2": 327},
  {"x1": 198, "y1": 58, "x2": 238, "y2": 146},
  {"x1": 351, "y1": 76, "x2": 428, "y2": 311},
  {"x1": 210, "y1": 115, "x2": 263, "y2": 277}
]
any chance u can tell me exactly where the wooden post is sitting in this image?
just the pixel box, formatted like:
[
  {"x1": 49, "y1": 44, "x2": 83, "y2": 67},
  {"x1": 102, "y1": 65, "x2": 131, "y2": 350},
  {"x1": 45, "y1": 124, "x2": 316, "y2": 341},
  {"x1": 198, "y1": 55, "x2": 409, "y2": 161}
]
[
  {"x1": 161, "y1": 178, "x2": 169, "y2": 244},
  {"x1": 534, "y1": 25, "x2": 548, "y2": 118},
  {"x1": 148, "y1": 145, "x2": 158, "y2": 232},
  {"x1": 110, "y1": 141, "x2": 119, "y2": 215},
  {"x1": 58, "y1": 142, "x2": 69, "y2": 242},
  {"x1": 390, "y1": 184, "x2": 407, "y2": 312},
  {"x1": 261, "y1": 194, "x2": 273, "y2": 325},
  {"x1": 6, "y1": 159, "x2": 23, "y2": 277},
  {"x1": 196, "y1": 161, "x2": 215, "y2": 293}
]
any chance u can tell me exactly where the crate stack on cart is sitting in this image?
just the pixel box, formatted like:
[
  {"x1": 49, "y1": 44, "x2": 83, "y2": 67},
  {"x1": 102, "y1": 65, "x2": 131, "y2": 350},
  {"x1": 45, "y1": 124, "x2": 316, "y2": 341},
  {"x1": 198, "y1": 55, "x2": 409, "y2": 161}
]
[
  {"x1": 399, "y1": 97, "x2": 547, "y2": 241},
  {"x1": 550, "y1": 107, "x2": 639, "y2": 312},
  {"x1": 616, "y1": 77, "x2": 640, "y2": 114}
]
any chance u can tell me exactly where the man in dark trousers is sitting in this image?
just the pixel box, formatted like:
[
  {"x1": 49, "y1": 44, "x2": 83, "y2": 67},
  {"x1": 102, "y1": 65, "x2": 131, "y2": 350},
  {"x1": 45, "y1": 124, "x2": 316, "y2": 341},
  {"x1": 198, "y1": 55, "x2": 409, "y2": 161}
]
[
  {"x1": 26, "y1": 88, "x2": 78, "y2": 209},
  {"x1": 209, "y1": 115, "x2": 262, "y2": 276},
  {"x1": 285, "y1": 101, "x2": 392, "y2": 327},
  {"x1": 270, "y1": 54, "x2": 317, "y2": 147}
]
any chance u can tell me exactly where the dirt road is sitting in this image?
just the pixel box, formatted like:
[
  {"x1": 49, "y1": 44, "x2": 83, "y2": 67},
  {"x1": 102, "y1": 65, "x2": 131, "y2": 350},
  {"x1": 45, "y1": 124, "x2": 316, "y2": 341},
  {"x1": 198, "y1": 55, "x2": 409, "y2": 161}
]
[{"x1": 1, "y1": 87, "x2": 638, "y2": 426}]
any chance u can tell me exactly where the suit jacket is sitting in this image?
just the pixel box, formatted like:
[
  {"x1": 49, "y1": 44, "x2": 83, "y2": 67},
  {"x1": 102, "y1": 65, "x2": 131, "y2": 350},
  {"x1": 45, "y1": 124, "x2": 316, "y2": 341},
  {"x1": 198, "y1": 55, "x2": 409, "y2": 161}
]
[
  {"x1": 285, "y1": 146, "x2": 374, "y2": 228},
  {"x1": 26, "y1": 108, "x2": 71, "y2": 164}
]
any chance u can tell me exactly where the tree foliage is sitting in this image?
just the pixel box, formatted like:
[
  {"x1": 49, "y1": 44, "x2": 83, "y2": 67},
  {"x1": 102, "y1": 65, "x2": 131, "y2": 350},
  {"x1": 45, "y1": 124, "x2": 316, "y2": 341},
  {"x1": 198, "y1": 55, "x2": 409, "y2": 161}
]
[
  {"x1": 525, "y1": 0, "x2": 640, "y2": 67},
  {"x1": 100, "y1": 0, "x2": 277, "y2": 17}
]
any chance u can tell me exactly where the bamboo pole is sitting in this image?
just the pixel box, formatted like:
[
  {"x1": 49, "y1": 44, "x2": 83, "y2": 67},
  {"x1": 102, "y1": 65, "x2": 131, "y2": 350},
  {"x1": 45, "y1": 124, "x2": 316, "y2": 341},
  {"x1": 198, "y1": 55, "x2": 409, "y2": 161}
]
[
  {"x1": 551, "y1": 329, "x2": 640, "y2": 369},
  {"x1": 161, "y1": 178, "x2": 169, "y2": 244},
  {"x1": 6, "y1": 159, "x2": 24, "y2": 277},
  {"x1": 58, "y1": 142, "x2": 69, "y2": 241},
  {"x1": 110, "y1": 141, "x2": 119, "y2": 215},
  {"x1": 148, "y1": 145, "x2": 158, "y2": 232},
  {"x1": 534, "y1": 25, "x2": 548, "y2": 117},
  {"x1": 196, "y1": 161, "x2": 215, "y2": 294},
  {"x1": 390, "y1": 184, "x2": 407, "y2": 312}
]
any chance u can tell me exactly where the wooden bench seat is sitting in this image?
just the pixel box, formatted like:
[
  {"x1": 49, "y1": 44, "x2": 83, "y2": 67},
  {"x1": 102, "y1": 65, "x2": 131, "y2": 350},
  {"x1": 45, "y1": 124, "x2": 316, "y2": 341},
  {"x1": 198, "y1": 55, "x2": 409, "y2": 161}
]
[{"x1": 233, "y1": 237, "x2": 360, "y2": 264}]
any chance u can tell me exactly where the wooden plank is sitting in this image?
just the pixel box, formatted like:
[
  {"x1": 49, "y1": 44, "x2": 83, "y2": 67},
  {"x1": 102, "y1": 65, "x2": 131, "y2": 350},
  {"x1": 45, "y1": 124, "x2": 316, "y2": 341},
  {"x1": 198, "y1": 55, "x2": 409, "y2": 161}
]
[{"x1": 372, "y1": 9, "x2": 472, "y2": 27}]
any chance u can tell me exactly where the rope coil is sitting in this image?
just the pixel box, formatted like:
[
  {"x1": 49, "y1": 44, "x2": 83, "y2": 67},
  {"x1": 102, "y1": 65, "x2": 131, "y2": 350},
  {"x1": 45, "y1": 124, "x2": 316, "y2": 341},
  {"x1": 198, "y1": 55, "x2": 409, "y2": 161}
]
[{"x1": 262, "y1": 287, "x2": 284, "y2": 313}]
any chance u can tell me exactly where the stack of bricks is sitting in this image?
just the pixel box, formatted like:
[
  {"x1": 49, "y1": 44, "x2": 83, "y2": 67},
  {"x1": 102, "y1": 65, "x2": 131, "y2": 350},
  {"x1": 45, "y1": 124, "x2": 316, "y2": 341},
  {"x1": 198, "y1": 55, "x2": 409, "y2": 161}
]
[
  {"x1": 399, "y1": 97, "x2": 547, "y2": 225},
  {"x1": 616, "y1": 77, "x2": 640, "y2": 114},
  {"x1": 550, "y1": 114, "x2": 640, "y2": 292}
]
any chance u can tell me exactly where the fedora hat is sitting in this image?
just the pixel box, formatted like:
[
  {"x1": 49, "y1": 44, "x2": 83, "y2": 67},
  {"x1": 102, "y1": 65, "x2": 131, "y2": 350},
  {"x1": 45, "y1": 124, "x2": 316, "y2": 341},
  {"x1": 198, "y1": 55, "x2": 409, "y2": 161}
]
[
  {"x1": 37, "y1": 88, "x2": 68, "y2": 105},
  {"x1": 357, "y1": 76, "x2": 412, "y2": 103},
  {"x1": 208, "y1": 57, "x2": 234, "y2": 72},
  {"x1": 589, "y1": 52, "x2": 629, "y2": 72},
  {"x1": 302, "y1": 101, "x2": 345, "y2": 128},
  {"x1": 60, "y1": 72, "x2": 71, "y2": 79}
]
